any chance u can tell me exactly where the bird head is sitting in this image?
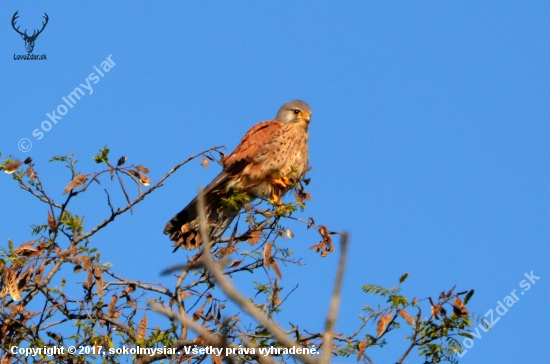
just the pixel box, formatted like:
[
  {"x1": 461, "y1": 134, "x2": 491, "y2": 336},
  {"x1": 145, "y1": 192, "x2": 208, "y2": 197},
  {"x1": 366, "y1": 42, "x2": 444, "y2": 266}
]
[{"x1": 276, "y1": 100, "x2": 312, "y2": 126}]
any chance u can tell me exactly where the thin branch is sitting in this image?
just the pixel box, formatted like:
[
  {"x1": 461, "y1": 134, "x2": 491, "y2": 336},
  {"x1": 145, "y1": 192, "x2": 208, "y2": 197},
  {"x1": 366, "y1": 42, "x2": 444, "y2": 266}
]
[
  {"x1": 320, "y1": 232, "x2": 349, "y2": 364},
  {"x1": 197, "y1": 188, "x2": 319, "y2": 364},
  {"x1": 74, "y1": 146, "x2": 222, "y2": 244}
]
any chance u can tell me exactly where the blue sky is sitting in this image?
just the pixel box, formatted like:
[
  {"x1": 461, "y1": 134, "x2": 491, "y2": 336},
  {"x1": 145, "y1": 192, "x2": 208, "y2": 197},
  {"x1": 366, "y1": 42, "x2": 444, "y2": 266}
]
[{"x1": 1, "y1": 2, "x2": 549, "y2": 363}]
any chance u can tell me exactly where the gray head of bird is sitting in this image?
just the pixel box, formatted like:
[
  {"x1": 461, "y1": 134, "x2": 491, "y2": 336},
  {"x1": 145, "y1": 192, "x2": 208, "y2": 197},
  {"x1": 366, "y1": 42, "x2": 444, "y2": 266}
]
[{"x1": 276, "y1": 100, "x2": 312, "y2": 125}]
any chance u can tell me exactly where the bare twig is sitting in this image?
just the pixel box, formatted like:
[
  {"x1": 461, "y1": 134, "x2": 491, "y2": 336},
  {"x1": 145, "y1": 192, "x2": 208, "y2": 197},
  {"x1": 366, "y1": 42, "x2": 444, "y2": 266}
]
[
  {"x1": 74, "y1": 146, "x2": 222, "y2": 244},
  {"x1": 197, "y1": 188, "x2": 319, "y2": 364},
  {"x1": 320, "y1": 232, "x2": 349, "y2": 363}
]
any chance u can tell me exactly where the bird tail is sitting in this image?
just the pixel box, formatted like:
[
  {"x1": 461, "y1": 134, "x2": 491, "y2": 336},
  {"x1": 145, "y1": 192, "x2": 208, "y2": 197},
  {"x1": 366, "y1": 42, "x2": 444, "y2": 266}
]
[{"x1": 164, "y1": 174, "x2": 238, "y2": 250}]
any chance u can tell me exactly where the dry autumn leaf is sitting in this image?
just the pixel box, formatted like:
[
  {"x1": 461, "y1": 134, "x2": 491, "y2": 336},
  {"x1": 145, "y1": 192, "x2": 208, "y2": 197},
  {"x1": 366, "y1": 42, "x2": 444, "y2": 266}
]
[
  {"x1": 63, "y1": 174, "x2": 87, "y2": 194},
  {"x1": 107, "y1": 295, "x2": 118, "y2": 318},
  {"x1": 286, "y1": 228, "x2": 294, "y2": 239},
  {"x1": 117, "y1": 156, "x2": 127, "y2": 166},
  {"x1": 135, "y1": 165, "x2": 150, "y2": 174},
  {"x1": 263, "y1": 243, "x2": 273, "y2": 269},
  {"x1": 228, "y1": 260, "x2": 242, "y2": 268},
  {"x1": 138, "y1": 173, "x2": 151, "y2": 186},
  {"x1": 271, "y1": 260, "x2": 283, "y2": 279},
  {"x1": 431, "y1": 302, "x2": 442, "y2": 320},
  {"x1": 376, "y1": 311, "x2": 392, "y2": 337},
  {"x1": 48, "y1": 211, "x2": 57, "y2": 232},
  {"x1": 5, "y1": 269, "x2": 21, "y2": 301},
  {"x1": 193, "y1": 303, "x2": 206, "y2": 321},
  {"x1": 398, "y1": 309, "x2": 415, "y2": 325},
  {"x1": 357, "y1": 339, "x2": 367, "y2": 361},
  {"x1": 26, "y1": 166, "x2": 37, "y2": 180},
  {"x1": 201, "y1": 155, "x2": 210, "y2": 168},
  {"x1": 247, "y1": 230, "x2": 262, "y2": 245},
  {"x1": 136, "y1": 314, "x2": 147, "y2": 340},
  {"x1": 4, "y1": 161, "x2": 23, "y2": 174}
]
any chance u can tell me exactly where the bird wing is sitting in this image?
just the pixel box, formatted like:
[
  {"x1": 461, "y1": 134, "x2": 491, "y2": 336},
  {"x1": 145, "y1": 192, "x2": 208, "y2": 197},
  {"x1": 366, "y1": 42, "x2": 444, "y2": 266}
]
[{"x1": 222, "y1": 120, "x2": 283, "y2": 172}]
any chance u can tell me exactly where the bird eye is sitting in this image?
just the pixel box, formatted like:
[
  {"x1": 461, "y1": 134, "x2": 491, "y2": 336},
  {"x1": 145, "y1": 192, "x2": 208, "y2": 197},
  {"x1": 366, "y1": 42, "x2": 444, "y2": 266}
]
[{"x1": 293, "y1": 109, "x2": 300, "y2": 115}]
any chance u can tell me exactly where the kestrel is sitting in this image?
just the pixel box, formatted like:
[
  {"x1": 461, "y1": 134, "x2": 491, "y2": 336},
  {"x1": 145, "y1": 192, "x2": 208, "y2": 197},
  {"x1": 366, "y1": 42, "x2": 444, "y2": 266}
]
[{"x1": 164, "y1": 100, "x2": 312, "y2": 250}]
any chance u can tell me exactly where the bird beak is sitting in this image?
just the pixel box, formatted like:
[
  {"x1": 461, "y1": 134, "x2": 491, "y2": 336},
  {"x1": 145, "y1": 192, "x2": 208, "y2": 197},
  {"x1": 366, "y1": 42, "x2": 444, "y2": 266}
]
[{"x1": 303, "y1": 113, "x2": 311, "y2": 123}]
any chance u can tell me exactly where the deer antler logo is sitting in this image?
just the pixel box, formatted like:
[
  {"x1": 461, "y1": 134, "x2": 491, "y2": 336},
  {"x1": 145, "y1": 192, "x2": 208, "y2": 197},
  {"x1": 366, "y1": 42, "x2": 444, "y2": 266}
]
[{"x1": 12, "y1": 11, "x2": 49, "y2": 54}]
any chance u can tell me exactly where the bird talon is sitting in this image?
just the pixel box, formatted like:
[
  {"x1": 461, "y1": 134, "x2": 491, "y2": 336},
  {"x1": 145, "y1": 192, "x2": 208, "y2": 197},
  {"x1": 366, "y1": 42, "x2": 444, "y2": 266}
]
[
  {"x1": 268, "y1": 176, "x2": 291, "y2": 188},
  {"x1": 269, "y1": 193, "x2": 282, "y2": 205}
]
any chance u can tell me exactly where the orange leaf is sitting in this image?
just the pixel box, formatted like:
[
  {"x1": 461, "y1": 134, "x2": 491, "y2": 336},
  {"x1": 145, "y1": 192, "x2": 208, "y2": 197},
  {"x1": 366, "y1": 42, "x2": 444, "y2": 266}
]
[
  {"x1": 431, "y1": 302, "x2": 441, "y2": 320},
  {"x1": 48, "y1": 211, "x2": 57, "y2": 232},
  {"x1": 357, "y1": 339, "x2": 367, "y2": 361},
  {"x1": 263, "y1": 243, "x2": 273, "y2": 268},
  {"x1": 4, "y1": 161, "x2": 23, "y2": 174},
  {"x1": 228, "y1": 260, "x2": 242, "y2": 268},
  {"x1": 63, "y1": 174, "x2": 87, "y2": 194},
  {"x1": 201, "y1": 155, "x2": 210, "y2": 168},
  {"x1": 271, "y1": 260, "x2": 283, "y2": 279},
  {"x1": 135, "y1": 165, "x2": 150, "y2": 174},
  {"x1": 398, "y1": 309, "x2": 415, "y2": 325},
  {"x1": 107, "y1": 295, "x2": 118, "y2": 318},
  {"x1": 247, "y1": 230, "x2": 262, "y2": 245},
  {"x1": 138, "y1": 173, "x2": 151, "y2": 186},
  {"x1": 376, "y1": 311, "x2": 392, "y2": 337},
  {"x1": 5, "y1": 268, "x2": 21, "y2": 301},
  {"x1": 137, "y1": 314, "x2": 147, "y2": 340}
]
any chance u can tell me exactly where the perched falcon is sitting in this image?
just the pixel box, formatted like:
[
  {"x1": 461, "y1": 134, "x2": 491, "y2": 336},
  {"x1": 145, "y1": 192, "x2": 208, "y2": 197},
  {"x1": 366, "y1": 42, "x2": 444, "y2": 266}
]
[{"x1": 164, "y1": 100, "x2": 312, "y2": 250}]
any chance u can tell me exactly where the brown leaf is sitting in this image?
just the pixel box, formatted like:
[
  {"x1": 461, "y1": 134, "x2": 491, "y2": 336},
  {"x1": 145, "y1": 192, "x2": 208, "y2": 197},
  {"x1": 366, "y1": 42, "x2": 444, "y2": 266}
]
[
  {"x1": 263, "y1": 243, "x2": 273, "y2": 269},
  {"x1": 376, "y1": 311, "x2": 392, "y2": 337},
  {"x1": 138, "y1": 173, "x2": 151, "y2": 186},
  {"x1": 136, "y1": 314, "x2": 147, "y2": 340},
  {"x1": 63, "y1": 174, "x2": 87, "y2": 194},
  {"x1": 107, "y1": 295, "x2": 118, "y2": 318},
  {"x1": 215, "y1": 246, "x2": 237, "y2": 258},
  {"x1": 286, "y1": 228, "x2": 294, "y2": 239},
  {"x1": 94, "y1": 266, "x2": 104, "y2": 297},
  {"x1": 4, "y1": 268, "x2": 21, "y2": 301},
  {"x1": 273, "y1": 279, "x2": 281, "y2": 306},
  {"x1": 412, "y1": 297, "x2": 418, "y2": 306},
  {"x1": 206, "y1": 292, "x2": 213, "y2": 303},
  {"x1": 83, "y1": 268, "x2": 94, "y2": 289},
  {"x1": 81, "y1": 257, "x2": 92, "y2": 271},
  {"x1": 431, "y1": 302, "x2": 442, "y2": 320},
  {"x1": 4, "y1": 161, "x2": 23, "y2": 174},
  {"x1": 271, "y1": 260, "x2": 283, "y2": 279},
  {"x1": 452, "y1": 297, "x2": 469, "y2": 317},
  {"x1": 48, "y1": 211, "x2": 57, "y2": 232},
  {"x1": 109, "y1": 166, "x2": 114, "y2": 180},
  {"x1": 201, "y1": 155, "x2": 210, "y2": 168},
  {"x1": 35, "y1": 259, "x2": 46, "y2": 283},
  {"x1": 117, "y1": 156, "x2": 127, "y2": 166},
  {"x1": 211, "y1": 354, "x2": 222, "y2": 364},
  {"x1": 193, "y1": 303, "x2": 206, "y2": 321},
  {"x1": 357, "y1": 339, "x2": 367, "y2": 361},
  {"x1": 26, "y1": 166, "x2": 37, "y2": 180},
  {"x1": 294, "y1": 192, "x2": 304, "y2": 205},
  {"x1": 247, "y1": 230, "x2": 262, "y2": 245},
  {"x1": 135, "y1": 165, "x2": 150, "y2": 174},
  {"x1": 179, "y1": 292, "x2": 193, "y2": 300},
  {"x1": 12, "y1": 241, "x2": 40, "y2": 257},
  {"x1": 398, "y1": 309, "x2": 415, "y2": 325},
  {"x1": 228, "y1": 260, "x2": 242, "y2": 268}
]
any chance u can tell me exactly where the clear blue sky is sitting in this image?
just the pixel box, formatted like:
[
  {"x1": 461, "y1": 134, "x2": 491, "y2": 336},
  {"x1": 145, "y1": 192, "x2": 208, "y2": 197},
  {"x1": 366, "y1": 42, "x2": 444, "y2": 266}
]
[{"x1": 1, "y1": 2, "x2": 549, "y2": 363}]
